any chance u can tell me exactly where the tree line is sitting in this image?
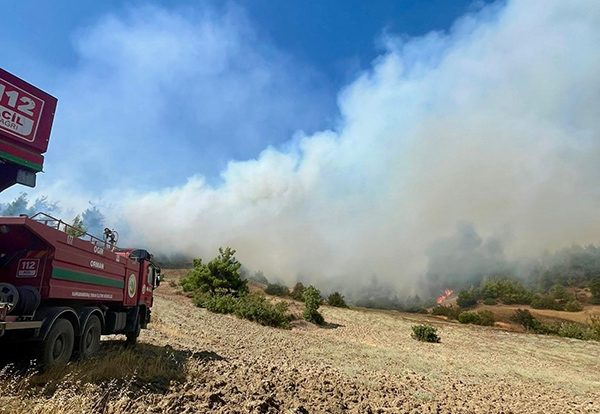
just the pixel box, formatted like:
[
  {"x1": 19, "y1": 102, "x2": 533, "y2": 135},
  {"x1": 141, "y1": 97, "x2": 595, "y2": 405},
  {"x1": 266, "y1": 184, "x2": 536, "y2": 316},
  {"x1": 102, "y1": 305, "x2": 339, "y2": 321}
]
[{"x1": 0, "y1": 193, "x2": 106, "y2": 238}]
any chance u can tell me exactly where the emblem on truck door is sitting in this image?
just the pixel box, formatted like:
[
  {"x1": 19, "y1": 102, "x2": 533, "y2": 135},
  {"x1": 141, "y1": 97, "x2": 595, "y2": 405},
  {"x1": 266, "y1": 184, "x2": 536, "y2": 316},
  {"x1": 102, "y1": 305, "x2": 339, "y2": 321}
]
[{"x1": 128, "y1": 274, "x2": 136, "y2": 298}]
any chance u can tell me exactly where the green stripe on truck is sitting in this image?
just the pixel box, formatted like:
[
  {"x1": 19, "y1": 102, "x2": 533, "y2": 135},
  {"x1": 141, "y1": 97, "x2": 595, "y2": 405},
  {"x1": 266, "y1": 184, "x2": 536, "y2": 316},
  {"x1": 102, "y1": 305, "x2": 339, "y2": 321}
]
[
  {"x1": 0, "y1": 150, "x2": 43, "y2": 172},
  {"x1": 52, "y1": 268, "x2": 125, "y2": 288}
]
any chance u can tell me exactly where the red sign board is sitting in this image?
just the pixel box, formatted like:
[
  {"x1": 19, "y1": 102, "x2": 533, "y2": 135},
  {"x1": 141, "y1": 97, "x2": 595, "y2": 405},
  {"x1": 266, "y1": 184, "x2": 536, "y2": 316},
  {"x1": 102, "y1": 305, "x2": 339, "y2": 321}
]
[{"x1": 0, "y1": 68, "x2": 57, "y2": 154}]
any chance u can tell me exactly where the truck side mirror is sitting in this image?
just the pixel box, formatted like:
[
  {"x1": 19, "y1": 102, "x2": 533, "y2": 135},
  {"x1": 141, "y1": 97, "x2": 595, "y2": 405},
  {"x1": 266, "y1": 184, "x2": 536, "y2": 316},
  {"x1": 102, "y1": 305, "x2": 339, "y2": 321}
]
[{"x1": 156, "y1": 274, "x2": 161, "y2": 287}]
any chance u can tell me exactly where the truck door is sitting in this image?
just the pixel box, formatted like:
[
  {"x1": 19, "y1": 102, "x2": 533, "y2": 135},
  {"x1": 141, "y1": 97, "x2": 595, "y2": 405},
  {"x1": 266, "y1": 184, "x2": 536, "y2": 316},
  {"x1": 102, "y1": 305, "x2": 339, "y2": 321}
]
[{"x1": 140, "y1": 263, "x2": 156, "y2": 308}]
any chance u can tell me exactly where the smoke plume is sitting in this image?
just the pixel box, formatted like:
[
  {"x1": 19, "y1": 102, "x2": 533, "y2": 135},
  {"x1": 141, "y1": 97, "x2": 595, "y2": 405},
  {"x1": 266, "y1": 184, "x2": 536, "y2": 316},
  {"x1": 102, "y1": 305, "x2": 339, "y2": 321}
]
[
  {"x1": 120, "y1": 0, "x2": 600, "y2": 296},
  {"x1": 14, "y1": 0, "x2": 597, "y2": 298}
]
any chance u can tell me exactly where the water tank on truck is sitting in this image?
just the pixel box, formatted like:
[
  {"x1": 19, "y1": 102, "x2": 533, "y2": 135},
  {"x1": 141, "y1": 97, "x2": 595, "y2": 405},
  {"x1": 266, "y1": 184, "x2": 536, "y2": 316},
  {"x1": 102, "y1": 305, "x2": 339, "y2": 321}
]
[{"x1": 0, "y1": 68, "x2": 57, "y2": 192}]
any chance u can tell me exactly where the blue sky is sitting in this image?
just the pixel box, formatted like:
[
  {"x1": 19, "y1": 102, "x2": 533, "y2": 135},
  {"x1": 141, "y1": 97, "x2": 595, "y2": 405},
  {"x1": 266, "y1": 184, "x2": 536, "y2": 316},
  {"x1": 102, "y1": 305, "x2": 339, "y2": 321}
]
[
  {"x1": 1, "y1": 0, "x2": 489, "y2": 191},
  {"x1": 4, "y1": 1, "x2": 488, "y2": 83}
]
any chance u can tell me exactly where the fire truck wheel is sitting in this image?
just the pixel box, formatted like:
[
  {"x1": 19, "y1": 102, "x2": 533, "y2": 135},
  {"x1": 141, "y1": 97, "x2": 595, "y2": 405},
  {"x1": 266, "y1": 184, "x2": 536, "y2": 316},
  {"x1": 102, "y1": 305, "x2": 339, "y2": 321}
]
[
  {"x1": 125, "y1": 316, "x2": 141, "y2": 347},
  {"x1": 79, "y1": 315, "x2": 101, "y2": 359},
  {"x1": 41, "y1": 318, "x2": 74, "y2": 369}
]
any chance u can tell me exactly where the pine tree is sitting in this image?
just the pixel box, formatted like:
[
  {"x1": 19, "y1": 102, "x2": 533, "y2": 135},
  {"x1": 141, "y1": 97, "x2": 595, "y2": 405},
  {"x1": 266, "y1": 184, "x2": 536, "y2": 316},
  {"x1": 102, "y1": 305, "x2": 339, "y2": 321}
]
[
  {"x1": 66, "y1": 214, "x2": 87, "y2": 238},
  {"x1": 180, "y1": 247, "x2": 248, "y2": 296},
  {"x1": 303, "y1": 285, "x2": 324, "y2": 324}
]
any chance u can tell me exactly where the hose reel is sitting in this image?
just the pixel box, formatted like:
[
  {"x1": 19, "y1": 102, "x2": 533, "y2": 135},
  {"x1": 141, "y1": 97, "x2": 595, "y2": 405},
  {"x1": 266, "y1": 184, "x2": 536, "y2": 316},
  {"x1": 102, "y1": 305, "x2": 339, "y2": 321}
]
[
  {"x1": 0, "y1": 283, "x2": 41, "y2": 315},
  {"x1": 0, "y1": 283, "x2": 19, "y2": 313}
]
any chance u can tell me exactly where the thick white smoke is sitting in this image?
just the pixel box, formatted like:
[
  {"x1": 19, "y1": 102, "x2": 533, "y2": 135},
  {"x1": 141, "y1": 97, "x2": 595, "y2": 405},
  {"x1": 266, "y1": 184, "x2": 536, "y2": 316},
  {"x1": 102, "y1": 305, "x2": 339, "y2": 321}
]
[{"x1": 117, "y1": 0, "x2": 600, "y2": 293}]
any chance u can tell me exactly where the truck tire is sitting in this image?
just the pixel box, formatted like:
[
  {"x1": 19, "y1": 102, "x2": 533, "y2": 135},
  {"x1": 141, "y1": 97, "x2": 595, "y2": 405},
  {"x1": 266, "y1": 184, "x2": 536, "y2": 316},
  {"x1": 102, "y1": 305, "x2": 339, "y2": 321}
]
[
  {"x1": 125, "y1": 316, "x2": 141, "y2": 347},
  {"x1": 40, "y1": 318, "x2": 74, "y2": 370},
  {"x1": 79, "y1": 315, "x2": 101, "y2": 359}
]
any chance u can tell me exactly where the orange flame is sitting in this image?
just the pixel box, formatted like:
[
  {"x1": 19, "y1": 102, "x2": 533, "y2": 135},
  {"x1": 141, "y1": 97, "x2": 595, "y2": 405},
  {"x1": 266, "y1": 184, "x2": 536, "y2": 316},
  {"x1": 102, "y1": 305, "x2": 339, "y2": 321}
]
[{"x1": 436, "y1": 289, "x2": 454, "y2": 304}]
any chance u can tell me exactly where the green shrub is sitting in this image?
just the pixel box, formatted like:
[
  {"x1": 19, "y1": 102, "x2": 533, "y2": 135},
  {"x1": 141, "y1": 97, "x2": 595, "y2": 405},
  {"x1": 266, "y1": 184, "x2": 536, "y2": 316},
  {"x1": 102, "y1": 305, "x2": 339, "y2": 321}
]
[
  {"x1": 590, "y1": 278, "x2": 600, "y2": 300},
  {"x1": 534, "y1": 322, "x2": 560, "y2": 336},
  {"x1": 431, "y1": 306, "x2": 444, "y2": 315},
  {"x1": 549, "y1": 283, "x2": 572, "y2": 301},
  {"x1": 557, "y1": 322, "x2": 594, "y2": 340},
  {"x1": 180, "y1": 247, "x2": 248, "y2": 295},
  {"x1": 406, "y1": 307, "x2": 429, "y2": 314},
  {"x1": 327, "y1": 292, "x2": 348, "y2": 308},
  {"x1": 192, "y1": 291, "x2": 290, "y2": 329},
  {"x1": 587, "y1": 315, "x2": 600, "y2": 339},
  {"x1": 193, "y1": 291, "x2": 238, "y2": 314},
  {"x1": 499, "y1": 290, "x2": 533, "y2": 305},
  {"x1": 480, "y1": 278, "x2": 532, "y2": 305},
  {"x1": 530, "y1": 294, "x2": 564, "y2": 310},
  {"x1": 411, "y1": 325, "x2": 440, "y2": 343},
  {"x1": 540, "y1": 320, "x2": 600, "y2": 341},
  {"x1": 303, "y1": 285, "x2": 324, "y2": 325},
  {"x1": 564, "y1": 300, "x2": 583, "y2": 312},
  {"x1": 432, "y1": 305, "x2": 462, "y2": 320},
  {"x1": 192, "y1": 291, "x2": 210, "y2": 307},
  {"x1": 477, "y1": 310, "x2": 495, "y2": 326},
  {"x1": 511, "y1": 309, "x2": 538, "y2": 330},
  {"x1": 510, "y1": 309, "x2": 600, "y2": 341},
  {"x1": 458, "y1": 310, "x2": 495, "y2": 326},
  {"x1": 304, "y1": 309, "x2": 325, "y2": 325},
  {"x1": 290, "y1": 282, "x2": 306, "y2": 301},
  {"x1": 234, "y1": 293, "x2": 291, "y2": 329},
  {"x1": 483, "y1": 298, "x2": 498, "y2": 305},
  {"x1": 458, "y1": 311, "x2": 480, "y2": 325},
  {"x1": 265, "y1": 283, "x2": 289, "y2": 297},
  {"x1": 590, "y1": 297, "x2": 600, "y2": 305},
  {"x1": 457, "y1": 288, "x2": 478, "y2": 308}
]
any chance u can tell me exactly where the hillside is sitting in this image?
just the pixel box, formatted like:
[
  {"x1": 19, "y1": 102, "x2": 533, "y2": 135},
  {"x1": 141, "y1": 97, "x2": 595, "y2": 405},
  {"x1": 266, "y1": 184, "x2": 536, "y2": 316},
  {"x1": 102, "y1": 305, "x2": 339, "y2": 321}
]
[
  {"x1": 436, "y1": 293, "x2": 600, "y2": 327},
  {"x1": 0, "y1": 269, "x2": 599, "y2": 413}
]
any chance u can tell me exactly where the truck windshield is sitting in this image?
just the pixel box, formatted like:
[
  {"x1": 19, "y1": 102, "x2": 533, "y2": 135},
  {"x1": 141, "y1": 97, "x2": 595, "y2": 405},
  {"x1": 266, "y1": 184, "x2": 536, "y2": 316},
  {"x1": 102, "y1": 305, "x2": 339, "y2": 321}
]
[{"x1": 147, "y1": 266, "x2": 154, "y2": 286}]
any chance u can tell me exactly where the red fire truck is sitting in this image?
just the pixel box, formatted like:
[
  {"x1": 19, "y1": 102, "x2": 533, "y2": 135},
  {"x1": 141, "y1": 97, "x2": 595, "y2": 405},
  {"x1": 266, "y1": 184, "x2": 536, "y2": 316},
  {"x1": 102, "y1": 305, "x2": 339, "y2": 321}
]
[
  {"x1": 0, "y1": 69, "x2": 160, "y2": 369},
  {"x1": 0, "y1": 68, "x2": 57, "y2": 191},
  {"x1": 0, "y1": 213, "x2": 161, "y2": 368}
]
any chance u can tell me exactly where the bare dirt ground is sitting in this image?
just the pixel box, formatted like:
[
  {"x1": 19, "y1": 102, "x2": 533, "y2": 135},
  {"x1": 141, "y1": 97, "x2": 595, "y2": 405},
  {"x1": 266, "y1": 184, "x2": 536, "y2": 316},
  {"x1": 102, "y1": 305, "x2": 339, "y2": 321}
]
[{"x1": 1, "y1": 269, "x2": 599, "y2": 413}]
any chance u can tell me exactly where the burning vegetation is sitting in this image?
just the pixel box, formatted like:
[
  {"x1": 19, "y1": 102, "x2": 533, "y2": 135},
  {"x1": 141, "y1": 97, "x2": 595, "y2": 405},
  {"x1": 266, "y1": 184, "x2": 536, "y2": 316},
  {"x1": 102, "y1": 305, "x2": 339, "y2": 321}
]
[{"x1": 436, "y1": 289, "x2": 454, "y2": 304}]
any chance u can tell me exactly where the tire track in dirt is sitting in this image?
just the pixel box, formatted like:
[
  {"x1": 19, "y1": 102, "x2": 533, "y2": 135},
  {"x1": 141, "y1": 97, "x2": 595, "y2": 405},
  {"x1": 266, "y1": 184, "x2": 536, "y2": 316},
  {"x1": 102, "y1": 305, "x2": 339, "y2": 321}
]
[{"x1": 134, "y1": 281, "x2": 600, "y2": 413}]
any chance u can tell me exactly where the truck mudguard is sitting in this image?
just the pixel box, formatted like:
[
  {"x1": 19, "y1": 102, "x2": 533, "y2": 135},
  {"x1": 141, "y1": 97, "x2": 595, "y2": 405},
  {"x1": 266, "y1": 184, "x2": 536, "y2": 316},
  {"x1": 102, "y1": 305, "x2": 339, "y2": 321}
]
[{"x1": 35, "y1": 307, "x2": 80, "y2": 340}]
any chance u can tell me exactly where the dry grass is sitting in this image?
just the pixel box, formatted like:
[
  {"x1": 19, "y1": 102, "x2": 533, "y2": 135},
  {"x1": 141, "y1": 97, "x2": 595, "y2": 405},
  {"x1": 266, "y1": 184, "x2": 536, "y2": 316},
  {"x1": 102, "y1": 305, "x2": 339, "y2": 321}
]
[
  {"x1": 313, "y1": 305, "x2": 600, "y2": 394},
  {"x1": 2, "y1": 271, "x2": 599, "y2": 413},
  {"x1": 0, "y1": 341, "x2": 191, "y2": 414}
]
